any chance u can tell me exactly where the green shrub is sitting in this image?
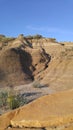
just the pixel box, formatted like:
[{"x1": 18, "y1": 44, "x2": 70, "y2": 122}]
[
  {"x1": 7, "y1": 91, "x2": 28, "y2": 110},
  {"x1": 48, "y1": 38, "x2": 57, "y2": 42},
  {"x1": 26, "y1": 34, "x2": 43, "y2": 39},
  {"x1": 33, "y1": 80, "x2": 43, "y2": 88},
  {"x1": 0, "y1": 90, "x2": 28, "y2": 111},
  {"x1": 26, "y1": 35, "x2": 33, "y2": 39},
  {"x1": 32, "y1": 34, "x2": 43, "y2": 39},
  {"x1": 7, "y1": 94, "x2": 27, "y2": 110},
  {"x1": 7, "y1": 95, "x2": 19, "y2": 109},
  {"x1": 0, "y1": 36, "x2": 15, "y2": 43},
  {"x1": 0, "y1": 91, "x2": 8, "y2": 108}
]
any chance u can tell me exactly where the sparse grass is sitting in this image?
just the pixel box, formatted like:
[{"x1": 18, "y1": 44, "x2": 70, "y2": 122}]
[
  {"x1": 0, "y1": 36, "x2": 15, "y2": 44},
  {"x1": 0, "y1": 89, "x2": 28, "y2": 112},
  {"x1": 0, "y1": 91, "x2": 8, "y2": 108},
  {"x1": 61, "y1": 47, "x2": 73, "y2": 57},
  {"x1": 33, "y1": 80, "x2": 44, "y2": 88},
  {"x1": 48, "y1": 38, "x2": 57, "y2": 43},
  {"x1": 7, "y1": 93, "x2": 28, "y2": 110},
  {"x1": 26, "y1": 34, "x2": 43, "y2": 39}
]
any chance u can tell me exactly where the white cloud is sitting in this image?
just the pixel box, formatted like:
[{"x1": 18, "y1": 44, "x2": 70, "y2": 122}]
[{"x1": 26, "y1": 25, "x2": 73, "y2": 35}]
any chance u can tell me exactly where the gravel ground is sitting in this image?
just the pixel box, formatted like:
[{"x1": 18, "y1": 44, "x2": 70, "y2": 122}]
[
  {"x1": 0, "y1": 81, "x2": 55, "y2": 115},
  {"x1": 14, "y1": 82, "x2": 55, "y2": 102}
]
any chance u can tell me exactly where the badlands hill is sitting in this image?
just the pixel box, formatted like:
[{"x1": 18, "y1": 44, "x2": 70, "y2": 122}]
[
  {"x1": 0, "y1": 34, "x2": 73, "y2": 92},
  {"x1": 0, "y1": 34, "x2": 51, "y2": 87},
  {"x1": 0, "y1": 34, "x2": 73, "y2": 130},
  {"x1": 0, "y1": 35, "x2": 73, "y2": 90}
]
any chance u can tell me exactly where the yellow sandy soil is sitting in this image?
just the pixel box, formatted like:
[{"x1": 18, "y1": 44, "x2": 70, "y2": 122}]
[{"x1": 0, "y1": 89, "x2": 73, "y2": 130}]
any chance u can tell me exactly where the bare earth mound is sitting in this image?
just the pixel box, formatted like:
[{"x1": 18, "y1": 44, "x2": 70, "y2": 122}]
[{"x1": 0, "y1": 36, "x2": 73, "y2": 93}]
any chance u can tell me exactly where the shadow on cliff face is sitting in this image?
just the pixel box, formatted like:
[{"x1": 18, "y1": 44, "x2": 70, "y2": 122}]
[
  {"x1": 11, "y1": 48, "x2": 35, "y2": 81},
  {"x1": 39, "y1": 47, "x2": 51, "y2": 70},
  {"x1": 0, "y1": 69, "x2": 6, "y2": 81}
]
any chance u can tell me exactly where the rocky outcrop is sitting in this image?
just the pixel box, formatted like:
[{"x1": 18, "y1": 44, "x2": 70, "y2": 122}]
[
  {"x1": 0, "y1": 35, "x2": 73, "y2": 90},
  {"x1": 0, "y1": 89, "x2": 73, "y2": 129},
  {"x1": 0, "y1": 36, "x2": 51, "y2": 87}
]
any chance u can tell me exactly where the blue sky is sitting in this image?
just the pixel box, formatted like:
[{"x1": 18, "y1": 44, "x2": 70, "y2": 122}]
[{"x1": 0, "y1": 0, "x2": 73, "y2": 41}]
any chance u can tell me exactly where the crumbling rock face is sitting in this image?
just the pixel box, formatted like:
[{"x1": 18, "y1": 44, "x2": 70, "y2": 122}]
[
  {"x1": 0, "y1": 38, "x2": 50, "y2": 87},
  {"x1": 0, "y1": 47, "x2": 34, "y2": 87},
  {"x1": 0, "y1": 35, "x2": 73, "y2": 92}
]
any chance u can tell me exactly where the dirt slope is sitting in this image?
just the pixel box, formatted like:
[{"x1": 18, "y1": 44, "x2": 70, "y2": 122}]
[
  {"x1": 0, "y1": 36, "x2": 50, "y2": 87},
  {"x1": 0, "y1": 36, "x2": 73, "y2": 92},
  {"x1": 31, "y1": 39, "x2": 73, "y2": 92}
]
